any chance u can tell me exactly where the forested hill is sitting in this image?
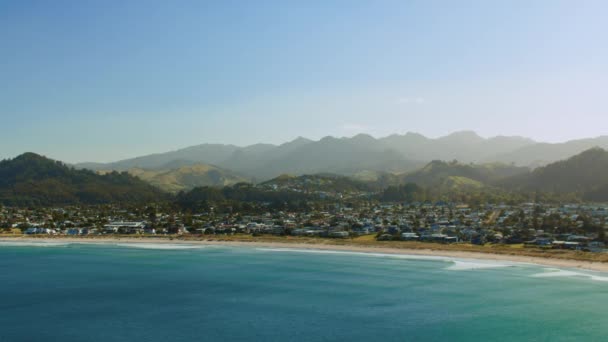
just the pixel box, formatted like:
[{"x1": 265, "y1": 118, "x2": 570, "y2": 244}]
[
  {"x1": 401, "y1": 160, "x2": 529, "y2": 189},
  {"x1": 0, "y1": 153, "x2": 166, "y2": 206},
  {"x1": 500, "y1": 148, "x2": 608, "y2": 200}
]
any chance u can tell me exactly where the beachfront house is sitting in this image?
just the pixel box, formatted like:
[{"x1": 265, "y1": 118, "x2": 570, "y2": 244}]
[
  {"x1": 329, "y1": 231, "x2": 350, "y2": 238},
  {"x1": 103, "y1": 221, "x2": 146, "y2": 234},
  {"x1": 66, "y1": 228, "x2": 81, "y2": 235},
  {"x1": 24, "y1": 227, "x2": 56, "y2": 235},
  {"x1": 401, "y1": 232, "x2": 419, "y2": 240}
]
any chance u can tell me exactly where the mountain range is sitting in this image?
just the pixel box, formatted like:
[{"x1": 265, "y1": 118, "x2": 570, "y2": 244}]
[
  {"x1": 3, "y1": 146, "x2": 608, "y2": 205},
  {"x1": 76, "y1": 131, "x2": 608, "y2": 183}
]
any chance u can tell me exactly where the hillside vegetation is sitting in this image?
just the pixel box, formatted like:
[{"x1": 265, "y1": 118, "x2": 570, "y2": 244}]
[
  {"x1": 501, "y1": 147, "x2": 608, "y2": 201},
  {"x1": 4, "y1": 148, "x2": 608, "y2": 207},
  {"x1": 107, "y1": 164, "x2": 247, "y2": 193},
  {"x1": 401, "y1": 160, "x2": 529, "y2": 188},
  {"x1": 0, "y1": 153, "x2": 165, "y2": 206}
]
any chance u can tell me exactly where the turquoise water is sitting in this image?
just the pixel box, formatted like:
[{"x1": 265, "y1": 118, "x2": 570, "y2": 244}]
[{"x1": 1, "y1": 242, "x2": 607, "y2": 341}]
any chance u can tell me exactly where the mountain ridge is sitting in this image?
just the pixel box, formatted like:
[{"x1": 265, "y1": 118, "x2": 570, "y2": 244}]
[
  {"x1": 4, "y1": 148, "x2": 608, "y2": 206},
  {"x1": 72, "y1": 131, "x2": 608, "y2": 182},
  {"x1": 499, "y1": 147, "x2": 608, "y2": 200}
]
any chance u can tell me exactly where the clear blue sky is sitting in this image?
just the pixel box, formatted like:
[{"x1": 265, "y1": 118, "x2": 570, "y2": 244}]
[{"x1": 1, "y1": 0, "x2": 607, "y2": 163}]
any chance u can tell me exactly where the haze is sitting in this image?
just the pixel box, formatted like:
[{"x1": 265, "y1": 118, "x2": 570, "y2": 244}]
[{"x1": 1, "y1": 0, "x2": 607, "y2": 163}]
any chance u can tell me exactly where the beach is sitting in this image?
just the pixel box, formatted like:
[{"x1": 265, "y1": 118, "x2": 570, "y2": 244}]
[{"x1": 3, "y1": 235, "x2": 608, "y2": 272}]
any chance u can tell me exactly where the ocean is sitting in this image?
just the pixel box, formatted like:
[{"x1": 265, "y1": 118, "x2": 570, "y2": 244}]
[{"x1": 1, "y1": 241, "x2": 607, "y2": 341}]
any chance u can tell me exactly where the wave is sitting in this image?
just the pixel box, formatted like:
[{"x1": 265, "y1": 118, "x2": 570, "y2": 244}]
[
  {"x1": 446, "y1": 260, "x2": 516, "y2": 271},
  {"x1": 0, "y1": 240, "x2": 210, "y2": 251},
  {"x1": 256, "y1": 248, "x2": 450, "y2": 261},
  {"x1": 113, "y1": 243, "x2": 206, "y2": 250},
  {"x1": 531, "y1": 268, "x2": 608, "y2": 282},
  {"x1": 256, "y1": 247, "x2": 520, "y2": 271},
  {"x1": 0, "y1": 241, "x2": 69, "y2": 247}
]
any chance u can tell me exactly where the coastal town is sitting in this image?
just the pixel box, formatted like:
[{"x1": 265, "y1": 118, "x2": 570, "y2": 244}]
[{"x1": 2, "y1": 200, "x2": 607, "y2": 253}]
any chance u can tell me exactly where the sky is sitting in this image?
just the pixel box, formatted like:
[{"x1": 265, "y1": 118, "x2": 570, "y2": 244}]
[{"x1": 1, "y1": 0, "x2": 607, "y2": 163}]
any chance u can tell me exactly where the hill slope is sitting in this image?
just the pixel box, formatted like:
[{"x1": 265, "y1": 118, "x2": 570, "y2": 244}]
[
  {"x1": 123, "y1": 164, "x2": 247, "y2": 193},
  {"x1": 501, "y1": 148, "x2": 608, "y2": 200},
  {"x1": 238, "y1": 135, "x2": 421, "y2": 180},
  {"x1": 261, "y1": 173, "x2": 373, "y2": 193},
  {"x1": 487, "y1": 136, "x2": 608, "y2": 167},
  {"x1": 79, "y1": 135, "x2": 420, "y2": 180},
  {"x1": 80, "y1": 144, "x2": 241, "y2": 171},
  {"x1": 378, "y1": 131, "x2": 535, "y2": 162},
  {"x1": 402, "y1": 160, "x2": 530, "y2": 188},
  {"x1": 0, "y1": 153, "x2": 166, "y2": 206}
]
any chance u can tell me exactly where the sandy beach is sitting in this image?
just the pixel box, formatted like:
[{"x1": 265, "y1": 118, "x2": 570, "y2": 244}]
[{"x1": 2, "y1": 235, "x2": 608, "y2": 272}]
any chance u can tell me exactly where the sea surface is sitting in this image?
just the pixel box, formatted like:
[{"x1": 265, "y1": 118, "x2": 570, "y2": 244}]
[{"x1": 1, "y1": 241, "x2": 608, "y2": 341}]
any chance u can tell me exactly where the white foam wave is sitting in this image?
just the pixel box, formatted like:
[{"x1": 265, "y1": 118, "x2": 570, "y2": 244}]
[
  {"x1": 446, "y1": 260, "x2": 515, "y2": 271},
  {"x1": 0, "y1": 241, "x2": 69, "y2": 247},
  {"x1": 256, "y1": 247, "x2": 521, "y2": 271},
  {"x1": 531, "y1": 268, "x2": 608, "y2": 282},
  {"x1": 256, "y1": 248, "x2": 451, "y2": 261},
  {"x1": 114, "y1": 243, "x2": 205, "y2": 250}
]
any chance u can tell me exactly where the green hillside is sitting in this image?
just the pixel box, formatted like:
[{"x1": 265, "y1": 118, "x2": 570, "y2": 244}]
[
  {"x1": 118, "y1": 164, "x2": 247, "y2": 193},
  {"x1": 402, "y1": 160, "x2": 529, "y2": 188},
  {"x1": 501, "y1": 147, "x2": 608, "y2": 200},
  {"x1": 0, "y1": 153, "x2": 166, "y2": 206}
]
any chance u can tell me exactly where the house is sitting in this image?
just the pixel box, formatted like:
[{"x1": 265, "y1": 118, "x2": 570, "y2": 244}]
[
  {"x1": 24, "y1": 228, "x2": 55, "y2": 235},
  {"x1": 586, "y1": 241, "x2": 605, "y2": 252},
  {"x1": 351, "y1": 226, "x2": 372, "y2": 235},
  {"x1": 525, "y1": 238, "x2": 553, "y2": 247},
  {"x1": 80, "y1": 228, "x2": 95, "y2": 235},
  {"x1": 329, "y1": 231, "x2": 349, "y2": 238},
  {"x1": 401, "y1": 232, "x2": 419, "y2": 240},
  {"x1": 24, "y1": 227, "x2": 38, "y2": 235},
  {"x1": 103, "y1": 221, "x2": 146, "y2": 234},
  {"x1": 66, "y1": 228, "x2": 81, "y2": 235},
  {"x1": 420, "y1": 233, "x2": 457, "y2": 243},
  {"x1": 552, "y1": 241, "x2": 580, "y2": 250},
  {"x1": 567, "y1": 235, "x2": 592, "y2": 243},
  {"x1": 377, "y1": 234, "x2": 393, "y2": 241}
]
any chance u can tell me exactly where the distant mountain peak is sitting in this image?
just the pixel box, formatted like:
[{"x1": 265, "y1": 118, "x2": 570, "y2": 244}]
[
  {"x1": 319, "y1": 136, "x2": 338, "y2": 142},
  {"x1": 442, "y1": 130, "x2": 483, "y2": 140},
  {"x1": 405, "y1": 132, "x2": 427, "y2": 138},
  {"x1": 281, "y1": 136, "x2": 313, "y2": 147},
  {"x1": 293, "y1": 136, "x2": 312, "y2": 143},
  {"x1": 351, "y1": 133, "x2": 376, "y2": 141},
  {"x1": 489, "y1": 135, "x2": 535, "y2": 143}
]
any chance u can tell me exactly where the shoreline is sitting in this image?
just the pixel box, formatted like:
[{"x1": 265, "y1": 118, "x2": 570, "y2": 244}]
[{"x1": 3, "y1": 236, "x2": 608, "y2": 272}]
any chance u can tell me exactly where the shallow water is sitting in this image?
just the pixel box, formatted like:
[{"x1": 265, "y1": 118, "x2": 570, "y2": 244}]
[{"x1": 0, "y1": 243, "x2": 607, "y2": 341}]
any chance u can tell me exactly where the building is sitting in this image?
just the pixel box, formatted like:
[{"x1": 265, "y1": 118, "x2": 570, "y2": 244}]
[{"x1": 103, "y1": 221, "x2": 146, "y2": 234}]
